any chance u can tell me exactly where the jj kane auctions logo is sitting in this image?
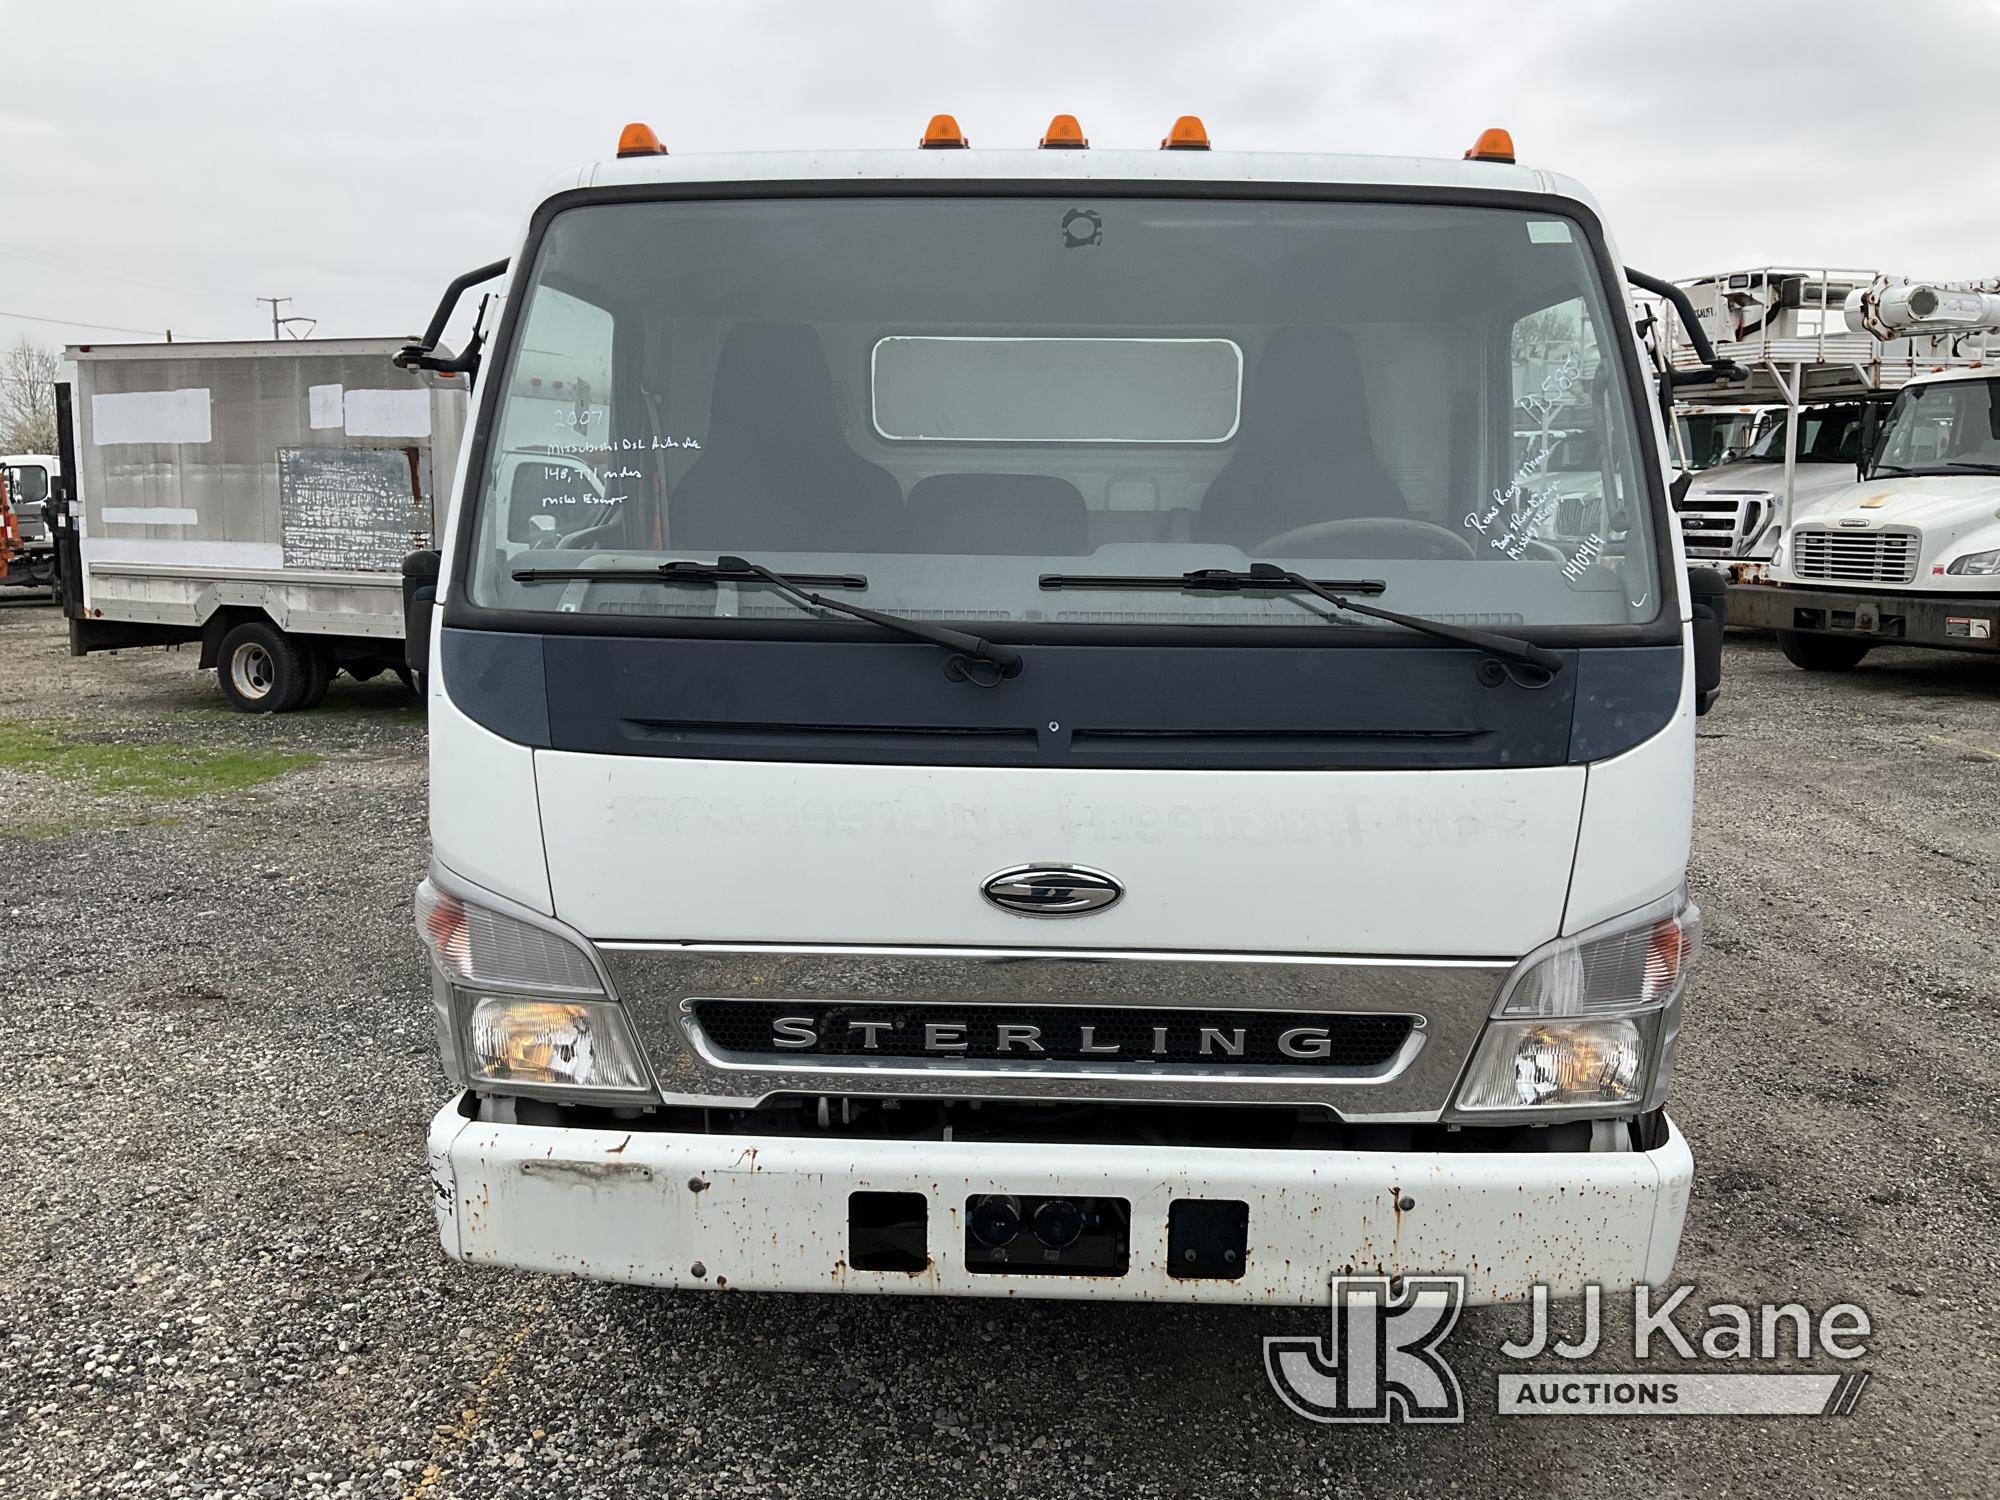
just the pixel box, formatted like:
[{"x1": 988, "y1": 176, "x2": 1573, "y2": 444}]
[{"x1": 1267, "y1": 1277, "x2": 1873, "y2": 1423}]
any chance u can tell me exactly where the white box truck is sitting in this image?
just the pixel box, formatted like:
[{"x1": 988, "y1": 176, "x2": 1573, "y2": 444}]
[
  {"x1": 56, "y1": 339, "x2": 466, "y2": 709},
  {"x1": 413, "y1": 116, "x2": 1726, "y2": 1303}
]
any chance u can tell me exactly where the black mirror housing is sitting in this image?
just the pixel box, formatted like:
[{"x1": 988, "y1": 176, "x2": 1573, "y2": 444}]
[
  {"x1": 402, "y1": 549, "x2": 443, "y2": 676},
  {"x1": 1687, "y1": 567, "x2": 1727, "y2": 715}
]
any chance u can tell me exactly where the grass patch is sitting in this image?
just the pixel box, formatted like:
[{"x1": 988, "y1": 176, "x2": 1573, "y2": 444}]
[
  {"x1": 6, "y1": 812, "x2": 184, "y2": 842},
  {"x1": 0, "y1": 719, "x2": 316, "y2": 799}
]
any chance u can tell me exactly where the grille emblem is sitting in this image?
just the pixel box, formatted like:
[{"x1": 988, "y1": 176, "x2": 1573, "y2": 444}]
[{"x1": 981, "y1": 863, "x2": 1123, "y2": 917}]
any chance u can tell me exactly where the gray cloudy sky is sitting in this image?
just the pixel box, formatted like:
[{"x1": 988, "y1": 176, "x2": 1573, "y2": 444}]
[{"x1": 7, "y1": 0, "x2": 2000, "y2": 356}]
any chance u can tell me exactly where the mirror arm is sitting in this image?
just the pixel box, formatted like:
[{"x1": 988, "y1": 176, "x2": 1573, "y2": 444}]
[{"x1": 394, "y1": 259, "x2": 509, "y2": 380}]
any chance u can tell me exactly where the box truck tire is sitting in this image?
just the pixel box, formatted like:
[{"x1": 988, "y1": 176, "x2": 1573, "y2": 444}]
[
  {"x1": 297, "y1": 644, "x2": 334, "y2": 711},
  {"x1": 1777, "y1": 630, "x2": 1872, "y2": 673},
  {"x1": 217, "y1": 620, "x2": 309, "y2": 713}
]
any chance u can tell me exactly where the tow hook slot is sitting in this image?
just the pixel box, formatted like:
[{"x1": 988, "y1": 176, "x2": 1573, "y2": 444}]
[
  {"x1": 964, "y1": 1193, "x2": 1130, "y2": 1276},
  {"x1": 848, "y1": 1191, "x2": 929, "y2": 1273},
  {"x1": 1168, "y1": 1198, "x2": 1250, "y2": 1280}
]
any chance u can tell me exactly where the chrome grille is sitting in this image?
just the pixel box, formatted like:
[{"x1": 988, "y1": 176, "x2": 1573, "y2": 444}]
[
  {"x1": 691, "y1": 999, "x2": 1415, "y2": 1071},
  {"x1": 601, "y1": 944, "x2": 1504, "y2": 1116},
  {"x1": 1791, "y1": 527, "x2": 1919, "y2": 585},
  {"x1": 1675, "y1": 494, "x2": 1767, "y2": 557}
]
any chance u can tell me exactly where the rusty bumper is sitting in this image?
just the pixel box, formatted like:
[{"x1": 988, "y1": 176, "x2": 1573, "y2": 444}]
[
  {"x1": 428, "y1": 1096, "x2": 1692, "y2": 1305},
  {"x1": 1727, "y1": 582, "x2": 2000, "y2": 651}
]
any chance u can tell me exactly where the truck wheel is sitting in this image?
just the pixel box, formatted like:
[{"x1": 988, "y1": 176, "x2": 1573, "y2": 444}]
[
  {"x1": 297, "y1": 644, "x2": 334, "y2": 710},
  {"x1": 217, "y1": 621, "x2": 308, "y2": 713},
  {"x1": 1776, "y1": 631, "x2": 1872, "y2": 673}
]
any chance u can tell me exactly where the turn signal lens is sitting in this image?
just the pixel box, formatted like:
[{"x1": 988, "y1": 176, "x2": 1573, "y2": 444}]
[
  {"x1": 1040, "y1": 113, "x2": 1087, "y2": 149},
  {"x1": 1497, "y1": 895, "x2": 1701, "y2": 1019},
  {"x1": 616, "y1": 122, "x2": 666, "y2": 158},
  {"x1": 921, "y1": 113, "x2": 969, "y2": 149},
  {"x1": 1465, "y1": 127, "x2": 1516, "y2": 163},
  {"x1": 1161, "y1": 115, "x2": 1211, "y2": 150},
  {"x1": 466, "y1": 997, "x2": 651, "y2": 1093},
  {"x1": 416, "y1": 879, "x2": 602, "y2": 995}
]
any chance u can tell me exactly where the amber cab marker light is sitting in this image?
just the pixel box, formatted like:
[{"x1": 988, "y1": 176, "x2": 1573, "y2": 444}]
[
  {"x1": 1040, "y1": 113, "x2": 1088, "y2": 149},
  {"x1": 616, "y1": 122, "x2": 666, "y2": 158},
  {"x1": 1161, "y1": 115, "x2": 1211, "y2": 150},
  {"x1": 921, "y1": 113, "x2": 969, "y2": 149},
  {"x1": 1465, "y1": 127, "x2": 1516, "y2": 164}
]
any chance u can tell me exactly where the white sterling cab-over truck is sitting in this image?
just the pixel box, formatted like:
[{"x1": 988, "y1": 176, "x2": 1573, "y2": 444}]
[{"x1": 411, "y1": 116, "x2": 1727, "y2": 1303}]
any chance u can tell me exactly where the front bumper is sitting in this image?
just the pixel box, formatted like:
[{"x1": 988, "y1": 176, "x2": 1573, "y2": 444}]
[
  {"x1": 1728, "y1": 581, "x2": 1999, "y2": 650},
  {"x1": 427, "y1": 1095, "x2": 1693, "y2": 1304}
]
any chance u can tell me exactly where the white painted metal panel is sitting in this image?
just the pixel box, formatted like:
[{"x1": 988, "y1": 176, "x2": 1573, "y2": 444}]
[
  {"x1": 429, "y1": 1100, "x2": 1692, "y2": 1303},
  {"x1": 1563, "y1": 647, "x2": 1695, "y2": 933},
  {"x1": 431, "y1": 686, "x2": 554, "y2": 915},
  {"x1": 90, "y1": 387, "x2": 211, "y2": 445},
  {"x1": 533, "y1": 754, "x2": 1587, "y2": 955}
]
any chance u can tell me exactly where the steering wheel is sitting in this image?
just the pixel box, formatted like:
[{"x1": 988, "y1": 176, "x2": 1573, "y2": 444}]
[{"x1": 1255, "y1": 516, "x2": 1477, "y2": 561}]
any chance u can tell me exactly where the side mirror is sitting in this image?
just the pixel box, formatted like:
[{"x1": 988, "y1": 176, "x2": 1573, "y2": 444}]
[
  {"x1": 402, "y1": 549, "x2": 443, "y2": 678},
  {"x1": 1687, "y1": 567, "x2": 1727, "y2": 716}
]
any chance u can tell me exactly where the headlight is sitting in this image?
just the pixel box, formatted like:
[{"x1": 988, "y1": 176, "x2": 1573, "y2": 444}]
[
  {"x1": 465, "y1": 996, "x2": 650, "y2": 1092},
  {"x1": 1454, "y1": 1017, "x2": 1650, "y2": 1112},
  {"x1": 1451, "y1": 893, "x2": 1698, "y2": 1120},
  {"x1": 416, "y1": 877, "x2": 656, "y2": 1102},
  {"x1": 1945, "y1": 548, "x2": 2000, "y2": 576}
]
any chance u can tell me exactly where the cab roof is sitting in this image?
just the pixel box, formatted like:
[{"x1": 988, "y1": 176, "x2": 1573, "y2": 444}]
[
  {"x1": 556, "y1": 145, "x2": 1600, "y2": 217},
  {"x1": 1902, "y1": 363, "x2": 2000, "y2": 389}
]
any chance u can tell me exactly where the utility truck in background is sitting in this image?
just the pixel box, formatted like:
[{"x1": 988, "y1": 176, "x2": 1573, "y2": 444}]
[
  {"x1": 410, "y1": 116, "x2": 1727, "y2": 1304},
  {"x1": 1660, "y1": 268, "x2": 1989, "y2": 577},
  {"x1": 1728, "y1": 280, "x2": 2000, "y2": 668},
  {"x1": 55, "y1": 340, "x2": 466, "y2": 709}
]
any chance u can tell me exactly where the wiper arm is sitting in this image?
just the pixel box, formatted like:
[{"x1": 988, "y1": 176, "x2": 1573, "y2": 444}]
[
  {"x1": 1039, "y1": 569, "x2": 1387, "y2": 594},
  {"x1": 714, "y1": 556, "x2": 1022, "y2": 683},
  {"x1": 1245, "y1": 564, "x2": 1564, "y2": 674},
  {"x1": 511, "y1": 561, "x2": 867, "y2": 587},
  {"x1": 1944, "y1": 461, "x2": 2000, "y2": 474},
  {"x1": 1037, "y1": 565, "x2": 1557, "y2": 672},
  {"x1": 1047, "y1": 564, "x2": 1558, "y2": 673}
]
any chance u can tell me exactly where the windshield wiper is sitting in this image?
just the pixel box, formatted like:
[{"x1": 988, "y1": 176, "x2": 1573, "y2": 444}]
[
  {"x1": 1041, "y1": 563, "x2": 1562, "y2": 675},
  {"x1": 1039, "y1": 569, "x2": 1387, "y2": 595},
  {"x1": 712, "y1": 556, "x2": 1022, "y2": 683},
  {"x1": 511, "y1": 555, "x2": 1018, "y2": 681},
  {"x1": 511, "y1": 560, "x2": 867, "y2": 587},
  {"x1": 1944, "y1": 461, "x2": 2000, "y2": 475}
]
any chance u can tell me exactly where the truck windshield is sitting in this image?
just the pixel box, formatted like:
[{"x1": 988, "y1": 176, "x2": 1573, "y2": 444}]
[
  {"x1": 4, "y1": 465, "x2": 49, "y2": 507},
  {"x1": 1746, "y1": 408, "x2": 1865, "y2": 466},
  {"x1": 466, "y1": 195, "x2": 1662, "y2": 632},
  {"x1": 1870, "y1": 378, "x2": 2000, "y2": 477}
]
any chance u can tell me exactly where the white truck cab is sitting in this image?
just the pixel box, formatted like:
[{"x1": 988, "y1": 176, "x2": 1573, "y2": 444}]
[
  {"x1": 1729, "y1": 284, "x2": 2000, "y2": 668},
  {"x1": 1, "y1": 453, "x2": 59, "y2": 589},
  {"x1": 412, "y1": 117, "x2": 1718, "y2": 1303},
  {"x1": 1677, "y1": 403, "x2": 1871, "y2": 563}
]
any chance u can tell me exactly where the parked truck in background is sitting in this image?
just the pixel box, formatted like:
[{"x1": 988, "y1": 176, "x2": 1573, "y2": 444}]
[
  {"x1": 55, "y1": 340, "x2": 466, "y2": 709},
  {"x1": 1675, "y1": 402, "x2": 1875, "y2": 565},
  {"x1": 1729, "y1": 281, "x2": 2000, "y2": 668},
  {"x1": 1661, "y1": 268, "x2": 1993, "y2": 585},
  {"x1": 1, "y1": 454, "x2": 59, "y2": 590},
  {"x1": 411, "y1": 117, "x2": 1726, "y2": 1304}
]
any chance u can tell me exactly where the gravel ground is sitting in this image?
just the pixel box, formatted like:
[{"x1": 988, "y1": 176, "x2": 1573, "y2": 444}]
[{"x1": 0, "y1": 591, "x2": 1995, "y2": 1499}]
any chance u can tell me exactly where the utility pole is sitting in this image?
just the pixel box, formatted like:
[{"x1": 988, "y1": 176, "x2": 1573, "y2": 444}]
[{"x1": 255, "y1": 296, "x2": 316, "y2": 341}]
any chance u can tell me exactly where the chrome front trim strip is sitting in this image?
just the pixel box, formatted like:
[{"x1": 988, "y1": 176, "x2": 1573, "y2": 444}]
[{"x1": 599, "y1": 943, "x2": 1507, "y2": 1119}]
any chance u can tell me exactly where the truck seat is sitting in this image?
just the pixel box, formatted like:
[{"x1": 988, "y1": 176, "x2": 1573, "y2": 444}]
[
  {"x1": 1192, "y1": 326, "x2": 1409, "y2": 550},
  {"x1": 673, "y1": 323, "x2": 903, "y2": 552},
  {"x1": 904, "y1": 473, "x2": 1089, "y2": 555}
]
